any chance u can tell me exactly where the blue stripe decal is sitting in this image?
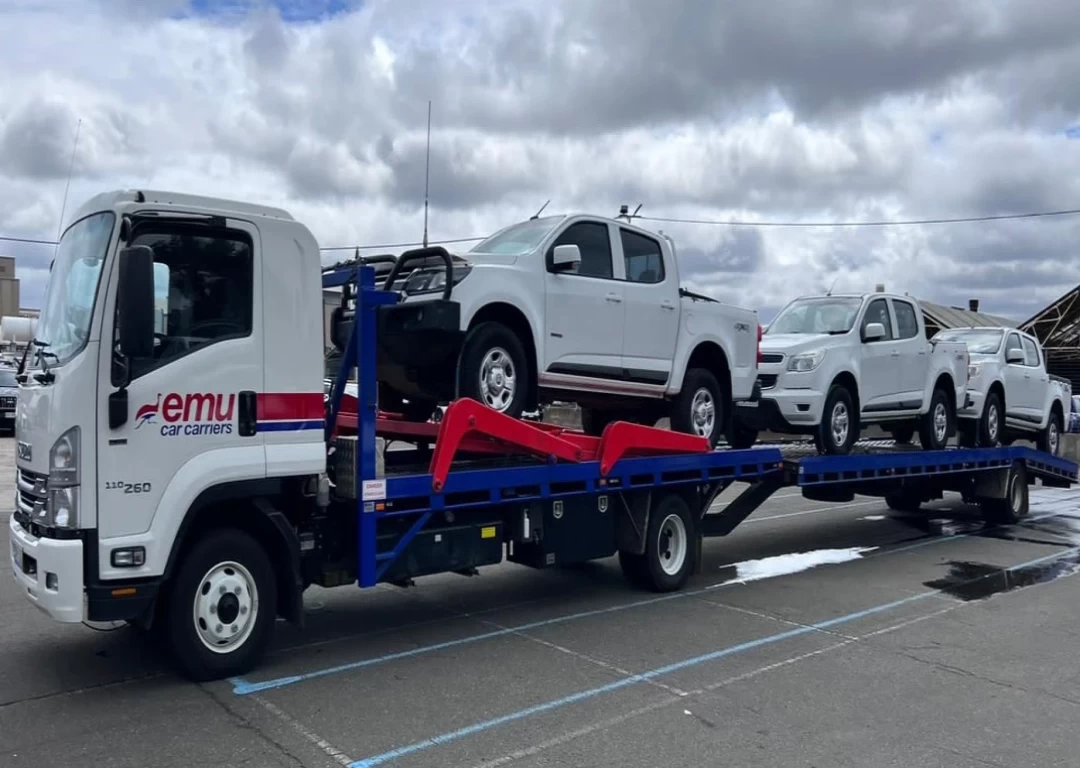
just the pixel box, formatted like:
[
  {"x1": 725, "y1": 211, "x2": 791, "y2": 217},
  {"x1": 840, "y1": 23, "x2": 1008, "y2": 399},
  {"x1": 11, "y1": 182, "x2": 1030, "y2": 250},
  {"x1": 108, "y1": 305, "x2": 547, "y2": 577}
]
[
  {"x1": 257, "y1": 420, "x2": 325, "y2": 432},
  {"x1": 348, "y1": 545, "x2": 1080, "y2": 767}
]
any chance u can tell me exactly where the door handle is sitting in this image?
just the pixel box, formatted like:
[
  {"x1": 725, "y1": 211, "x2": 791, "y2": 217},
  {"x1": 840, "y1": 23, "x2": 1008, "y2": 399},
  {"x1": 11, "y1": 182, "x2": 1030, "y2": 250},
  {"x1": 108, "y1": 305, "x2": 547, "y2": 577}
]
[
  {"x1": 606, "y1": 293, "x2": 622, "y2": 304},
  {"x1": 890, "y1": 350, "x2": 901, "y2": 357},
  {"x1": 660, "y1": 301, "x2": 675, "y2": 311}
]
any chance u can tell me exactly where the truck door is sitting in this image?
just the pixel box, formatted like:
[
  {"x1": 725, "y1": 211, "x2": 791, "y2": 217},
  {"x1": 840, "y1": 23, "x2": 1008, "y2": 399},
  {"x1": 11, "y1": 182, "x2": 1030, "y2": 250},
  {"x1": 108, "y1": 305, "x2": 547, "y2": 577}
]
[
  {"x1": 542, "y1": 221, "x2": 625, "y2": 382},
  {"x1": 616, "y1": 227, "x2": 678, "y2": 386},
  {"x1": 95, "y1": 216, "x2": 264, "y2": 573}
]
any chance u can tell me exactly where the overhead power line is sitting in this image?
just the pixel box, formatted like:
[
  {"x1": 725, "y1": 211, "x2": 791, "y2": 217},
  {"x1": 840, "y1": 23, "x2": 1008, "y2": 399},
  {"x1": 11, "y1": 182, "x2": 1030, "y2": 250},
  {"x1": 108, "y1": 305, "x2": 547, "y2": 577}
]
[
  {"x1": 4, "y1": 205, "x2": 1080, "y2": 252},
  {"x1": 634, "y1": 208, "x2": 1080, "y2": 228}
]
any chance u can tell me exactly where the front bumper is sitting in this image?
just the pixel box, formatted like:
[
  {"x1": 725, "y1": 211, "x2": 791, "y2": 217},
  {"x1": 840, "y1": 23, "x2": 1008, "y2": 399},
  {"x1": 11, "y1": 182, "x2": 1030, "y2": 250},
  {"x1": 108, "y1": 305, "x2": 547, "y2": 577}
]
[
  {"x1": 9, "y1": 513, "x2": 84, "y2": 623},
  {"x1": 957, "y1": 388, "x2": 984, "y2": 420},
  {"x1": 734, "y1": 386, "x2": 825, "y2": 434}
]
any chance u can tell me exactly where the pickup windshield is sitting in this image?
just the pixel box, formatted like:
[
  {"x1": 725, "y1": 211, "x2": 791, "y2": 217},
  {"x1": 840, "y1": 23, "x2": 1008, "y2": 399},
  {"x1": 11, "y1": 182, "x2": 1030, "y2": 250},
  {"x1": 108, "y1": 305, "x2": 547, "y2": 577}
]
[
  {"x1": 32, "y1": 211, "x2": 116, "y2": 367},
  {"x1": 933, "y1": 328, "x2": 1004, "y2": 354},
  {"x1": 470, "y1": 216, "x2": 561, "y2": 255},
  {"x1": 767, "y1": 297, "x2": 862, "y2": 335}
]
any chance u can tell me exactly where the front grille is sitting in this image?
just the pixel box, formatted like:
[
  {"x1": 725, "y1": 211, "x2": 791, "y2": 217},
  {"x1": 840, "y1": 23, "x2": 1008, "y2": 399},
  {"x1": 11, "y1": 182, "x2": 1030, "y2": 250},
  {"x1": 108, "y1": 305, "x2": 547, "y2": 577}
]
[
  {"x1": 0, "y1": 396, "x2": 15, "y2": 408},
  {"x1": 758, "y1": 374, "x2": 778, "y2": 390},
  {"x1": 16, "y1": 467, "x2": 47, "y2": 521},
  {"x1": 760, "y1": 353, "x2": 784, "y2": 365}
]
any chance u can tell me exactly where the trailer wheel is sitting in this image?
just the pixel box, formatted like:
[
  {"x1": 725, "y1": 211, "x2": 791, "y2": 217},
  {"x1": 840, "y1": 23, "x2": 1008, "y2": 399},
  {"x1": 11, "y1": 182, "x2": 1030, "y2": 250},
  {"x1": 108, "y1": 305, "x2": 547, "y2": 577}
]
[
  {"x1": 458, "y1": 322, "x2": 530, "y2": 418},
  {"x1": 619, "y1": 493, "x2": 697, "y2": 592},
  {"x1": 1037, "y1": 407, "x2": 1063, "y2": 457},
  {"x1": 164, "y1": 528, "x2": 277, "y2": 682},
  {"x1": 980, "y1": 462, "x2": 1029, "y2": 525},
  {"x1": 885, "y1": 491, "x2": 922, "y2": 513},
  {"x1": 918, "y1": 386, "x2": 951, "y2": 451}
]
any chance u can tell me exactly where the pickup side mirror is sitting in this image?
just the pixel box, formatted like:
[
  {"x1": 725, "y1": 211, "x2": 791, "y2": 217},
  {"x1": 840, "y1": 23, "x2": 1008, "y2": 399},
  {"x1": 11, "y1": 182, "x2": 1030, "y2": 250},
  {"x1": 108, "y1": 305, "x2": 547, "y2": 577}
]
[
  {"x1": 1005, "y1": 347, "x2": 1024, "y2": 364},
  {"x1": 550, "y1": 244, "x2": 581, "y2": 272},
  {"x1": 116, "y1": 245, "x2": 156, "y2": 361},
  {"x1": 862, "y1": 322, "x2": 886, "y2": 342}
]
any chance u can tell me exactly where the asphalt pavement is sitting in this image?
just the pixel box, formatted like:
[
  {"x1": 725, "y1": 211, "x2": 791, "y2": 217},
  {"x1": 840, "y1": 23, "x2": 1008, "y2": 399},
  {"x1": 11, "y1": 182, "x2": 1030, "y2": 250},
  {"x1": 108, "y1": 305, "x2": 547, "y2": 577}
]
[{"x1": 4, "y1": 437, "x2": 1080, "y2": 768}]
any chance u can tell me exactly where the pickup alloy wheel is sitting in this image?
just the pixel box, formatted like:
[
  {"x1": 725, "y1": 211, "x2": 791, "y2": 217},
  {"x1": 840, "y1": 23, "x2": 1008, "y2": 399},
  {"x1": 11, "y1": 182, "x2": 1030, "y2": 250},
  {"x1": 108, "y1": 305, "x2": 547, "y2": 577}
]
[
  {"x1": 1038, "y1": 408, "x2": 1062, "y2": 456},
  {"x1": 918, "y1": 387, "x2": 951, "y2": 451},
  {"x1": 816, "y1": 383, "x2": 858, "y2": 455},
  {"x1": 980, "y1": 391, "x2": 1002, "y2": 447},
  {"x1": 670, "y1": 368, "x2": 724, "y2": 448}
]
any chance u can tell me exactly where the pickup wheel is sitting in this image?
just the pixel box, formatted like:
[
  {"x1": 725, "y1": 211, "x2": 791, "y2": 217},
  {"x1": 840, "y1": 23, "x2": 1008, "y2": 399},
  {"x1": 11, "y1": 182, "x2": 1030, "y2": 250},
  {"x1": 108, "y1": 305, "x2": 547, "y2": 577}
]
[
  {"x1": 670, "y1": 368, "x2": 724, "y2": 448},
  {"x1": 815, "y1": 383, "x2": 858, "y2": 455},
  {"x1": 164, "y1": 528, "x2": 277, "y2": 682},
  {"x1": 458, "y1": 322, "x2": 530, "y2": 419},
  {"x1": 918, "y1": 386, "x2": 951, "y2": 451},
  {"x1": 725, "y1": 420, "x2": 760, "y2": 450},
  {"x1": 1037, "y1": 406, "x2": 1063, "y2": 456},
  {"x1": 890, "y1": 427, "x2": 915, "y2": 445},
  {"x1": 978, "y1": 390, "x2": 1003, "y2": 447}
]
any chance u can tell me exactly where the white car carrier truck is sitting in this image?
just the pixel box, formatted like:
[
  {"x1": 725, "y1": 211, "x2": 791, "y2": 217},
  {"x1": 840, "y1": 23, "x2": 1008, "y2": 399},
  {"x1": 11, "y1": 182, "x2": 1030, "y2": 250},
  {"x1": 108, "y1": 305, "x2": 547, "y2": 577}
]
[{"x1": 10, "y1": 189, "x2": 1077, "y2": 681}]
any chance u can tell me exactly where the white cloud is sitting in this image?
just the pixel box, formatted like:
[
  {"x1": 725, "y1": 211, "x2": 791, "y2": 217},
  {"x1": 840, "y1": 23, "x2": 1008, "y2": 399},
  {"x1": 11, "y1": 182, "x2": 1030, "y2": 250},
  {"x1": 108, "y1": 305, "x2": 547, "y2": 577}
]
[{"x1": 2, "y1": 0, "x2": 1080, "y2": 325}]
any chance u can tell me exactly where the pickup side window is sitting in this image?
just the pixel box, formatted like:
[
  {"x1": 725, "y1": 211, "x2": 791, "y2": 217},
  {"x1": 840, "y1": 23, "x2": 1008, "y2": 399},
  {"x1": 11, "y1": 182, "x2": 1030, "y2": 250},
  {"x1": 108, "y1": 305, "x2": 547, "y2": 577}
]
[
  {"x1": 115, "y1": 223, "x2": 254, "y2": 384},
  {"x1": 862, "y1": 298, "x2": 894, "y2": 341},
  {"x1": 1005, "y1": 333, "x2": 1024, "y2": 364},
  {"x1": 547, "y1": 222, "x2": 613, "y2": 279},
  {"x1": 1021, "y1": 336, "x2": 1041, "y2": 368},
  {"x1": 620, "y1": 229, "x2": 665, "y2": 284},
  {"x1": 892, "y1": 299, "x2": 919, "y2": 340}
]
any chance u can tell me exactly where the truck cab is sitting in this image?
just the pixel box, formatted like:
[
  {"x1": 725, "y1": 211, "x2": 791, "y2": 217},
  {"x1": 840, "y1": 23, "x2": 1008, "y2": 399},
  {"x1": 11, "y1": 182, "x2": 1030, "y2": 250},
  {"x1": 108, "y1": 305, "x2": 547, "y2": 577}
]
[{"x1": 10, "y1": 189, "x2": 326, "y2": 634}]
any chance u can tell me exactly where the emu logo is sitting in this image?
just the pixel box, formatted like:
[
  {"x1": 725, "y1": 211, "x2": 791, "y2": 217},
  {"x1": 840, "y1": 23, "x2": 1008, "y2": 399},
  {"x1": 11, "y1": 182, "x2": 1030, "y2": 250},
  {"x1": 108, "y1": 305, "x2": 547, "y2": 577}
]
[{"x1": 134, "y1": 394, "x2": 161, "y2": 429}]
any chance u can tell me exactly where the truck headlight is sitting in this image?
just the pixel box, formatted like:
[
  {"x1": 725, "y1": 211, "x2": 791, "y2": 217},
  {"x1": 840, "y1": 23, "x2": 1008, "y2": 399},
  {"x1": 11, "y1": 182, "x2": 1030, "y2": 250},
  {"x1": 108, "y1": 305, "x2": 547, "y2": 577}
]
[
  {"x1": 787, "y1": 349, "x2": 826, "y2": 372},
  {"x1": 403, "y1": 265, "x2": 472, "y2": 296},
  {"x1": 49, "y1": 426, "x2": 80, "y2": 487},
  {"x1": 45, "y1": 486, "x2": 80, "y2": 529}
]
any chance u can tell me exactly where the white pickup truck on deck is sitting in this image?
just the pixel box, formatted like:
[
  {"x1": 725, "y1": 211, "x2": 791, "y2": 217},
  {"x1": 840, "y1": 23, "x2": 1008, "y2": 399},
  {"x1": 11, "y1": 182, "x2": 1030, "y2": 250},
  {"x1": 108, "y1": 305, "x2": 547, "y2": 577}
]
[
  {"x1": 931, "y1": 326, "x2": 1070, "y2": 455},
  {"x1": 355, "y1": 213, "x2": 761, "y2": 447},
  {"x1": 733, "y1": 292, "x2": 970, "y2": 454}
]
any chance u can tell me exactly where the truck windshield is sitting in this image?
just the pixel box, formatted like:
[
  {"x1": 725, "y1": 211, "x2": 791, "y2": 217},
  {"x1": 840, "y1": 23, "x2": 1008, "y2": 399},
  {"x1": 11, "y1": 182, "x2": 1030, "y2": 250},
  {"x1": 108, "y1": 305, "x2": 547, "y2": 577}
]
[
  {"x1": 469, "y1": 216, "x2": 561, "y2": 255},
  {"x1": 933, "y1": 328, "x2": 1004, "y2": 354},
  {"x1": 32, "y1": 211, "x2": 116, "y2": 367},
  {"x1": 767, "y1": 297, "x2": 863, "y2": 335}
]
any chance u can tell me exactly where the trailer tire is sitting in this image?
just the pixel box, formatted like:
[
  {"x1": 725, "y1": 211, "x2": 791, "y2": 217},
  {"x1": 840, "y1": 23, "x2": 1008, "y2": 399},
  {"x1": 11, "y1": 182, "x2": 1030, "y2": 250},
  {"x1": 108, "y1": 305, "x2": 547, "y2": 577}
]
[
  {"x1": 980, "y1": 462, "x2": 1029, "y2": 525},
  {"x1": 671, "y1": 368, "x2": 725, "y2": 448},
  {"x1": 918, "y1": 385, "x2": 951, "y2": 451},
  {"x1": 458, "y1": 322, "x2": 530, "y2": 419},
  {"x1": 885, "y1": 492, "x2": 922, "y2": 513},
  {"x1": 618, "y1": 493, "x2": 697, "y2": 592},
  {"x1": 164, "y1": 528, "x2": 277, "y2": 682}
]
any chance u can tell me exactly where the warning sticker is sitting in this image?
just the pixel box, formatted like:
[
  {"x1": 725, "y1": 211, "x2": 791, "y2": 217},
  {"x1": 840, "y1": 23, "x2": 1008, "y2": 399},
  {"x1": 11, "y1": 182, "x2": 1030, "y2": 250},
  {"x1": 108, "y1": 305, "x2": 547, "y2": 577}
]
[{"x1": 362, "y1": 479, "x2": 386, "y2": 500}]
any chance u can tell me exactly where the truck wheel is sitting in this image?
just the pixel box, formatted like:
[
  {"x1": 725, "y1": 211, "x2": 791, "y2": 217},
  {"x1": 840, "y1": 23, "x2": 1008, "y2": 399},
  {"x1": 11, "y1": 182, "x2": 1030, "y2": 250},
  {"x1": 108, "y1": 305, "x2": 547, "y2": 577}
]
[
  {"x1": 458, "y1": 322, "x2": 530, "y2": 419},
  {"x1": 725, "y1": 419, "x2": 759, "y2": 450},
  {"x1": 618, "y1": 492, "x2": 697, "y2": 592},
  {"x1": 671, "y1": 368, "x2": 724, "y2": 448},
  {"x1": 1037, "y1": 407, "x2": 1063, "y2": 456},
  {"x1": 978, "y1": 391, "x2": 1002, "y2": 447},
  {"x1": 918, "y1": 386, "x2": 951, "y2": 451},
  {"x1": 890, "y1": 427, "x2": 915, "y2": 445},
  {"x1": 815, "y1": 383, "x2": 857, "y2": 455},
  {"x1": 165, "y1": 528, "x2": 277, "y2": 682},
  {"x1": 980, "y1": 462, "x2": 1029, "y2": 525}
]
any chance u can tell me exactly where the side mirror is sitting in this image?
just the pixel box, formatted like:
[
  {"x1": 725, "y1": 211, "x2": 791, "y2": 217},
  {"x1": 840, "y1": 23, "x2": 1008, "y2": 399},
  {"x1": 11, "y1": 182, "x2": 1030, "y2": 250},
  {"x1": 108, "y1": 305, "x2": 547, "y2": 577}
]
[
  {"x1": 863, "y1": 322, "x2": 885, "y2": 341},
  {"x1": 550, "y1": 244, "x2": 581, "y2": 272},
  {"x1": 1006, "y1": 347, "x2": 1024, "y2": 364},
  {"x1": 116, "y1": 245, "x2": 156, "y2": 362}
]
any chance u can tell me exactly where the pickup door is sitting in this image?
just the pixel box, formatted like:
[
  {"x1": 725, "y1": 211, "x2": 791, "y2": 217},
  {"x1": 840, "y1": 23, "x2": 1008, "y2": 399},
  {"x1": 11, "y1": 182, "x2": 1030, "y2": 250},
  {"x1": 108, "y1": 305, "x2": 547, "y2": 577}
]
[
  {"x1": 889, "y1": 297, "x2": 930, "y2": 405},
  {"x1": 859, "y1": 297, "x2": 907, "y2": 409},
  {"x1": 616, "y1": 226, "x2": 680, "y2": 386},
  {"x1": 1002, "y1": 331, "x2": 1044, "y2": 422}
]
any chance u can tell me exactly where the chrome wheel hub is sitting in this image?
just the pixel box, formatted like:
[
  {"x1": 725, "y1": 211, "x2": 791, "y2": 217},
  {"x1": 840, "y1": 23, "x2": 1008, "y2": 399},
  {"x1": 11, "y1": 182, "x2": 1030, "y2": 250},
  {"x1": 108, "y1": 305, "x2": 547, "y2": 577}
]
[{"x1": 479, "y1": 347, "x2": 516, "y2": 411}]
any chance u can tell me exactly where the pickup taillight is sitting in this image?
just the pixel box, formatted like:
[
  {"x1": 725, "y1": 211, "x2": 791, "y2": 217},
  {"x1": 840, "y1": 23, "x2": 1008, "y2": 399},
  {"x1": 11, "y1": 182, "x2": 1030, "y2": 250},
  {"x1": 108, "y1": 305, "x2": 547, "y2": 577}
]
[{"x1": 757, "y1": 323, "x2": 763, "y2": 364}]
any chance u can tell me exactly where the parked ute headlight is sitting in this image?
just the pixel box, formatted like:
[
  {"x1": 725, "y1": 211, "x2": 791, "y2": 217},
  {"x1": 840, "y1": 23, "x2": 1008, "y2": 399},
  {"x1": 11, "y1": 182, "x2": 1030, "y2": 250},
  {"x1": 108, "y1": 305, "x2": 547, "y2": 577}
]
[
  {"x1": 403, "y1": 265, "x2": 472, "y2": 296},
  {"x1": 787, "y1": 349, "x2": 826, "y2": 373},
  {"x1": 967, "y1": 363, "x2": 983, "y2": 379}
]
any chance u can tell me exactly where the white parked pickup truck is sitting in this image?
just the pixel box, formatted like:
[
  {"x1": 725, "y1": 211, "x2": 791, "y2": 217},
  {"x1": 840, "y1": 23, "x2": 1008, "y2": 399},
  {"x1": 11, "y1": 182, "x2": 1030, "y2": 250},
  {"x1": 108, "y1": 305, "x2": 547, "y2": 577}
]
[
  {"x1": 356, "y1": 213, "x2": 761, "y2": 447},
  {"x1": 731, "y1": 292, "x2": 970, "y2": 454},
  {"x1": 931, "y1": 326, "x2": 1070, "y2": 455}
]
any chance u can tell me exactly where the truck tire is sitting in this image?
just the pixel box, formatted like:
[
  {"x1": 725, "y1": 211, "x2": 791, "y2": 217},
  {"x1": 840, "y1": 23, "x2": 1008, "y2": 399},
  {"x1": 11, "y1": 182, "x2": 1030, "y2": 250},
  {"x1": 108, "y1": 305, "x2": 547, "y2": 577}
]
[
  {"x1": 670, "y1": 368, "x2": 724, "y2": 448},
  {"x1": 164, "y1": 528, "x2": 277, "y2": 682},
  {"x1": 978, "y1": 390, "x2": 1003, "y2": 448},
  {"x1": 815, "y1": 383, "x2": 858, "y2": 455},
  {"x1": 725, "y1": 419, "x2": 760, "y2": 450},
  {"x1": 618, "y1": 492, "x2": 697, "y2": 592},
  {"x1": 1037, "y1": 406, "x2": 1063, "y2": 456},
  {"x1": 458, "y1": 322, "x2": 530, "y2": 419},
  {"x1": 918, "y1": 386, "x2": 951, "y2": 451}
]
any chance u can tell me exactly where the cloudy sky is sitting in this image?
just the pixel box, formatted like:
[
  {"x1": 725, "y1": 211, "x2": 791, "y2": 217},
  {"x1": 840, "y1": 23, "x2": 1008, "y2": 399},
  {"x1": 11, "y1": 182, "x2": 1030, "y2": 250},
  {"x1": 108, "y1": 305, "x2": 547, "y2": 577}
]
[{"x1": 2, "y1": 0, "x2": 1080, "y2": 322}]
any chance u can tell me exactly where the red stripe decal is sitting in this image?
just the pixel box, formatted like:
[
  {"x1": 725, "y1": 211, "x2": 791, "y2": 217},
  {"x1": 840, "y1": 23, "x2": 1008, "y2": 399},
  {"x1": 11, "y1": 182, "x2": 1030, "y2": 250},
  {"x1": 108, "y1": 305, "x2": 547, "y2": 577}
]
[{"x1": 257, "y1": 393, "x2": 325, "y2": 421}]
